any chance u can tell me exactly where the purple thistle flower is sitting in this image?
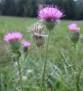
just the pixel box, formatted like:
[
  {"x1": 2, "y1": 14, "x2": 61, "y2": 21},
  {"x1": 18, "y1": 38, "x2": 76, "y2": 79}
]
[
  {"x1": 68, "y1": 23, "x2": 80, "y2": 44},
  {"x1": 68, "y1": 23, "x2": 80, "y2": 32},
  {"x1": 22, "y1": 41, "x2": 31, "y2": 48},
  {"x1": 4, "y1": 32, "x2": 23, "y2": 43},
  {"x1": 38, "y1": 6, "x2": 63, "y2": 21}
]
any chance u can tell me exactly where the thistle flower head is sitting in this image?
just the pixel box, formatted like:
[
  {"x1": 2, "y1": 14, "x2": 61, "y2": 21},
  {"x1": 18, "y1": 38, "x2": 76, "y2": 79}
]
[
  {"x1": 29, "y1": 23, "x2": 47, "y2": 47},
  {"x1": 22, "y1": 41, "x2": 31, "y2": 48},
  {"x1": 68, "y1": 23, "x2": 80, "y2": 32},
  {"x1": 68, "y1": 23, "x2": 80, "y2": 44},
  {"x1": 38, "y1": 6, "x2": 63, "y2": 21},
  {"x1": 29, "y1": 22, "x2": 44, "y2": 35},
  {"x1": 4, "y1": 32, "x2": 23, "y2": 43},
  {"x1": 29, "y1": 23, "x2": 48, "y2": 37}
]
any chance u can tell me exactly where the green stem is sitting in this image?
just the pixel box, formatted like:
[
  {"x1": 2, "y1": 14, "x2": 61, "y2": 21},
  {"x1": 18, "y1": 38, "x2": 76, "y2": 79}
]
[
  {"x1": 73, "y1": 43, "x2": 81, "y2": 91},
  {"x1": 73, "y1": 43, "x2": 77, "y2": 52},
  {"x1": 73, "y1": 43, "x2": 77, "y2": 67},
  {"x1": 41, "y1": 32, "x2": 50, "y2": 91},
  {"x1": 40, "y1": 46, "x2": 43, "y2": 91},
  {"x1": 17, "y1": 60, "x2": 23, "y2": 91},
  {"x1": 0, "y1": 73, "x2": 5, "y2": 91},
  {"x1": 76, "y1": 68, "x2": 81, "y2": 91}
]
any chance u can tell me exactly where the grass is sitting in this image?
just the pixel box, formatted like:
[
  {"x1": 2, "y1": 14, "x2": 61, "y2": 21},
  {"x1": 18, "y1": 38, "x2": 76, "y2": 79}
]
[
  {"x1": 0, "y1": 17, "x2": 82, "y2": 54},
  {"x1": 0, "y1": 16, "x2": 83, "y2": 91},
  {"x1": 0, "y1": 16, "x2": 83, "y2": 66}
]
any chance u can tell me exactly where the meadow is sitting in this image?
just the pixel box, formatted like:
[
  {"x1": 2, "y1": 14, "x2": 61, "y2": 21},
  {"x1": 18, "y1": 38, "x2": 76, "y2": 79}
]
[{"x1": 0, "y1": 16, "x2": 83, "y2": 91}]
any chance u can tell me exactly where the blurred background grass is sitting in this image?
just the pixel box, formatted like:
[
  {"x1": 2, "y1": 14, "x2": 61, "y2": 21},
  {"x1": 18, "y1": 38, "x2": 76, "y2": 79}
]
[{"x1": 0, "y1": 16, "x2": 83, "y2": 67}]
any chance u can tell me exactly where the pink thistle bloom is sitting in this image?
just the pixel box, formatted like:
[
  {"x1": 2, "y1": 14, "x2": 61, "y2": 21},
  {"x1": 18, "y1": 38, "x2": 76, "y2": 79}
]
[
  {"x1": 4, "y1": 32, "x2": 23, "y2": 43},
  {"x1": 38, "y1": 6, "x2": 63, "y2": 21},
  {"x1": 22, "y1": 41, "x2": 31, "y2": 48},
  {"x1": 68, "y1": 23, "x2": 80, "y2": 32}
]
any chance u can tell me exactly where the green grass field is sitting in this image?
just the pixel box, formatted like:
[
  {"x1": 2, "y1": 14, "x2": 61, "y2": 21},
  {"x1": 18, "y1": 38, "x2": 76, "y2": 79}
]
[
  {"x1": 0, "y1": 16, "x2": 83, "y2": 63},
  {"x1": 0, "y1": 16, "x2": 83, "y2": 62},
  {"x1": 0, "y1": 16, "x2": 83, "y2": 91}
]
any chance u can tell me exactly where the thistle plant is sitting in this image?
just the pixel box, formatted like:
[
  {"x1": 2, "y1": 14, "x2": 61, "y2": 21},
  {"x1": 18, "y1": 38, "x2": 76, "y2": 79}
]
[
  {"x1": 4, "y1": 32, "x2": 23, "y2": 91},
  {"x1": 68, "y1": 23, "x2": 81, "y2": 91},
  {"x1": 38, "y1": 5, "x2": 64, "y2": 91}
]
